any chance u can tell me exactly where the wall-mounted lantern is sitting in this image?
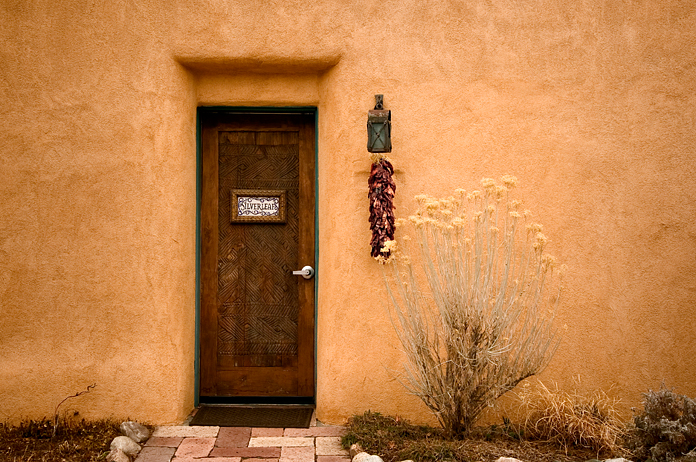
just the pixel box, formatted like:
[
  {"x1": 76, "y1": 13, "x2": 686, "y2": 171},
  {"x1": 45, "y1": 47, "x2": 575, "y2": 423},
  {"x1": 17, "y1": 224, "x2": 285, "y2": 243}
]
[{"x1": 367, "y1": 94, "x2": 391, "y2": 153}]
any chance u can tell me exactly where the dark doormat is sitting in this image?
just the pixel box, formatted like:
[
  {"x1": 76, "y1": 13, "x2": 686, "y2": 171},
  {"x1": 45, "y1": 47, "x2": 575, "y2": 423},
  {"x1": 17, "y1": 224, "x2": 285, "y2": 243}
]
[{"x1": 189, "y1": 405, "x2": 314, "y2": 428}]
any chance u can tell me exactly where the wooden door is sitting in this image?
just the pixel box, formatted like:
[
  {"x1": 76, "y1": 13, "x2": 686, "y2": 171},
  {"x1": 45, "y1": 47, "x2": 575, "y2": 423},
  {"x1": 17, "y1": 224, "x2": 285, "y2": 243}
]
[{"x1": 200, "y1": 112, "x2": 315, "y2": 398}]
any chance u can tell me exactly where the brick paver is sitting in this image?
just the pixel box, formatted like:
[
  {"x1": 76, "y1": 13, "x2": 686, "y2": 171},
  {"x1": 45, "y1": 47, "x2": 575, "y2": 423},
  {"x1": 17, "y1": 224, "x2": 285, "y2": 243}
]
[
  {"x1": 134, "y1": 446, "x2": 177, "y2": 462},
  {"x1": 316, "y1": 457, "x2": 351, "y2": 462},
  {"x1": 145, "y1": 437, "x2": 184, "y2": 447},
  {"x1": 137, "y1": 409, "x2": 348, "y2": 462},
  {"x1": 280, "y1": 446, "x2": 316, "y2": 462},
  {"x1": 216, "y1": 427, "x2": 252, "y2": 448},
  {"x1": 152, "y1": 426, "x2": 220, "y2": 438},
  {"x1": 210, "y1": 446, "x2": 283, "y2": 458},
  {"x1": 175, "y1": 437, "x2": 216, "y2": 458},
  {"x1": 315, "y1": 437, "x2": 348, "y2": 456},
  {"x1": 284, "y1": 427, "x2": 346, "y2": 437},
  {"x1": 252, "y1": 427, "x2": 285, "y2": 437},
  {"x1": 249, "y1": 437, "x2": 315, "y2": 448},
  {"x1": 172, "y1": 458, "x2": 242, "y2": 462}
]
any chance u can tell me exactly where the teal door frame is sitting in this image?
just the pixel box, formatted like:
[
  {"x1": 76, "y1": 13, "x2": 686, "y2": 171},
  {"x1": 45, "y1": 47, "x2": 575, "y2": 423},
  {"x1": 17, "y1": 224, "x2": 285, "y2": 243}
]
[{"x1": 194, "y1": 106, "x2": 319, "y2": 405}]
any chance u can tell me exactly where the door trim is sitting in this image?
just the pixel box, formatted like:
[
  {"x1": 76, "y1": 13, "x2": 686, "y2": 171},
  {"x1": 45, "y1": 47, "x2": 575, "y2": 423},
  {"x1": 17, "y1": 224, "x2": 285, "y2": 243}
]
[{"x1": 195, "y1": 106, "x2": 318, "y2": 406}]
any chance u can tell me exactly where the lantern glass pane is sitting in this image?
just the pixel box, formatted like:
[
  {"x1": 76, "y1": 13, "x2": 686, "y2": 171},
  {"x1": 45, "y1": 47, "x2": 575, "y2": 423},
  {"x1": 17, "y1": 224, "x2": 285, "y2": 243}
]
[{"x1": 369, "y1": 122, "x2": 387, "y2": 152}]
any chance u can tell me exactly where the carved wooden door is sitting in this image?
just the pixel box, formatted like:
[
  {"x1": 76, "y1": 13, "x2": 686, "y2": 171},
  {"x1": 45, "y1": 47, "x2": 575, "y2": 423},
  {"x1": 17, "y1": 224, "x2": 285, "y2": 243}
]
[{"x1": 200, "y1": 112, "x2": 315, "y2": 399}]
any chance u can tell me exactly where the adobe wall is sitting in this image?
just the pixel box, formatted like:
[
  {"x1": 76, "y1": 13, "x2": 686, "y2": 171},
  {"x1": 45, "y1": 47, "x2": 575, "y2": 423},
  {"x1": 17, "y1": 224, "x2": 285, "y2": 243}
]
[{"x1": 0, "y1": 0, "x2": 694, "y2": 425}]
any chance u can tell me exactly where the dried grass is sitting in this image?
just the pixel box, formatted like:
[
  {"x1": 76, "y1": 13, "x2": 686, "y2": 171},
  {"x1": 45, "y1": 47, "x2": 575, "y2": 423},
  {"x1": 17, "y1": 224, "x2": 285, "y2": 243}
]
[
  {"x1": 342, "y1": 410, "x2": 603, "y2": 462},
  {"x1": 0, "y1": 417, "x2": 121, "y2": 462},
  {"x1": 513, "y1": 379, "x2": 626, "y2": 455}
]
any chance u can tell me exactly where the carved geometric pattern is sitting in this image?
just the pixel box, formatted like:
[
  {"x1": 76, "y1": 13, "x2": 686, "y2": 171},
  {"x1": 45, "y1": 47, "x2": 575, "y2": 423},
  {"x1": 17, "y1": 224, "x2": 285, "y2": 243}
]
[{"x1": 217, "y1": 131, "x2": 300, "y2": 363}]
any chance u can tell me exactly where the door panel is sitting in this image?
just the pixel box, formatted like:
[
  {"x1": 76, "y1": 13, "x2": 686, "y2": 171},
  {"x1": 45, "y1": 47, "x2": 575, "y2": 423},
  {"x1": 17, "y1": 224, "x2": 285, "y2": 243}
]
[{"x1": 200, "y1": 113, "x2": 315, "y2": 398}]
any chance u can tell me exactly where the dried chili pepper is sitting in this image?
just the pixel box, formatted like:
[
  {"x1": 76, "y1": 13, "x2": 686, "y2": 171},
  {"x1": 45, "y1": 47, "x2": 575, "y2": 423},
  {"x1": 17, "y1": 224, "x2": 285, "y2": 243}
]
[{"x1": 368, "y1": 157, "x2": 396, "y2": 260}]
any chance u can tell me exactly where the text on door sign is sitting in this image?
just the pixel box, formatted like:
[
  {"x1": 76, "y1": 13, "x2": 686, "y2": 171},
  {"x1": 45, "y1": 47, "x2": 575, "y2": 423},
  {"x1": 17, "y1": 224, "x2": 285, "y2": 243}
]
[
  {"x1": 238, "y1": 196, "x2": 279, "y2": 216},
  {"x1": 230, "y1": 189, "x2": 287, "y2": 223}
]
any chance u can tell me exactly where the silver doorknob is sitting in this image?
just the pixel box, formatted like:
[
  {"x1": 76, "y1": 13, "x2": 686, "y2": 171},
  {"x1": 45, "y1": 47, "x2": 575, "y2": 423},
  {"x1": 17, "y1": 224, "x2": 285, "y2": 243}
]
[{"x1": 292, "y1": 265, "x2": 315, "y2": 279}]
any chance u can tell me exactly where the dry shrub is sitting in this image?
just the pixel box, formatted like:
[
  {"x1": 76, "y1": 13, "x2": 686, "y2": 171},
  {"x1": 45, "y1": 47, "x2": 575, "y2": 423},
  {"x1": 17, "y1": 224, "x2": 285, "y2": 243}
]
[
  {"x1": 514, "y1": 379, "x2": 626, "y2": 454},
  {"x1": 380, "y1": 176, "x2": 563, "y2": 437},
  {"x1": 626, "y1": 386, "x2": 696, "y2": 462}
]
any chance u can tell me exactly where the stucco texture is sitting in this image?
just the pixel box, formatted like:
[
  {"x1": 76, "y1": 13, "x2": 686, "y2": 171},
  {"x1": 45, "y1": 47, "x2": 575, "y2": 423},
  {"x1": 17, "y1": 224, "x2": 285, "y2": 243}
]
[{"x1": 1, "y1": 0, "x2": 695, "y2": 426}]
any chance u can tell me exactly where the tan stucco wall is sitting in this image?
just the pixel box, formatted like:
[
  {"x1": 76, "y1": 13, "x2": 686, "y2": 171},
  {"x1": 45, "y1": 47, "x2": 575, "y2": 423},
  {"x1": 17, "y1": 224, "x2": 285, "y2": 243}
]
[{"x1": 1, "y1": 0, "x2": 695, "y2": 426}]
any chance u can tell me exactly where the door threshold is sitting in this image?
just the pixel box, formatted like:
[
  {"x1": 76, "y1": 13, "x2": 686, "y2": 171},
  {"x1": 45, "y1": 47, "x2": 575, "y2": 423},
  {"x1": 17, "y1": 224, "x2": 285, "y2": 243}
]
[{"x1": 199, "y1": 396, "x2": 315, "y2": 406}]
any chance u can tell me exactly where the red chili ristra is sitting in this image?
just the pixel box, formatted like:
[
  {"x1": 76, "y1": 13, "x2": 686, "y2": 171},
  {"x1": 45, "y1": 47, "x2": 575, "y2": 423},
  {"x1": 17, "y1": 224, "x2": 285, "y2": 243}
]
[{"x1": 368, "y1": 158, "x2": 396, "y2": 259}]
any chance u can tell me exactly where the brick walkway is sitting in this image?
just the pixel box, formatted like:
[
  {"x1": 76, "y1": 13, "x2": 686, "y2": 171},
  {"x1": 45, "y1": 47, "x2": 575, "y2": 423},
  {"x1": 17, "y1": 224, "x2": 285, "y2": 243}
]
[{"x1": 134, "y1": 424, "x2": 350, "y2": 462}]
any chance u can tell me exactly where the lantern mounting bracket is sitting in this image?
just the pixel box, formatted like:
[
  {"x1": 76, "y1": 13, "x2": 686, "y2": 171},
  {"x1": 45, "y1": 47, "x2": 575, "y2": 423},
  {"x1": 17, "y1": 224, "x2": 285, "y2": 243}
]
[
  {"x1": 374, "y1": 94, "x2": 384, "y2": 110},
  {"x1": 367, "y1": 94, "x2": 391, "y2": 153}
]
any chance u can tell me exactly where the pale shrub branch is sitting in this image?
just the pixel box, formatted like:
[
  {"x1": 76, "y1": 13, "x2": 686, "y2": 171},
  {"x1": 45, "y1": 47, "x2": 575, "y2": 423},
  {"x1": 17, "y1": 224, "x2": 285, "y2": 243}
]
[{"x1": 380, "y1": 176, "x2": 563, "y2": 437}]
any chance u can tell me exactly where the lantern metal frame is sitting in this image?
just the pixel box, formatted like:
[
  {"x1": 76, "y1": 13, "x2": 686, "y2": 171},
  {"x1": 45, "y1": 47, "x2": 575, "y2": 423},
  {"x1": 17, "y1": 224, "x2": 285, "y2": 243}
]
[{"x1": 367, "y1": 94, "x2": 392, "y2": 153}]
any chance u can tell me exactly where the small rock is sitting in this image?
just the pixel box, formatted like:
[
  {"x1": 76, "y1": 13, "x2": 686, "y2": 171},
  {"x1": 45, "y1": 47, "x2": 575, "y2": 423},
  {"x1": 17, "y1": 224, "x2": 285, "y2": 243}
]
[
  {"x1": 398, "y1": 460, "x2": 415, "y2": 462},
  {"x1": 495, "y1": 458, "x2": 523, "y2": 462},
  {"x1": 350, "y1": 443, "x2": 364, "y2": 458},
  {"x1": 120, "y1": 421, "x2": 150, "y2": 443},
  {"x1": 106, "y1": 448, "x2": 131, "y2": 462},
  {"x1": 354, "y1": 453, "x2": 384, "y2": 462},
  {"x1": 364, "y1": 456, "x2": 385, "y2": 462},
  {"x1": 111, "y1": 436, "x2": 141, "y2": 456}
]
